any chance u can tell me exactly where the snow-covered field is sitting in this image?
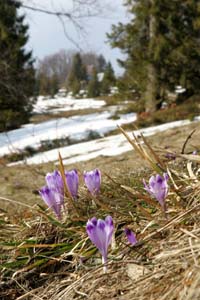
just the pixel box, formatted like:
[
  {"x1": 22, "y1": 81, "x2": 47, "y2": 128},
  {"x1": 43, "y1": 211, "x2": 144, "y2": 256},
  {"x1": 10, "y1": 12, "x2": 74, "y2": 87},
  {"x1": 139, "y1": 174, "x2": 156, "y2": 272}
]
[
  {"x1": 0, "y1": 111, "x2": 136, "y2": 157},
  {"x1": 1, "y1": 96, "x2": 199, "y2": 166},
  {"x1": 9, "y1": 118, "x2": 199, "y2": 167},
  {"x1": 0, "y1": 97, "x2": 136, "y2": 157},
  {"x1": 33, "y1": 96, "x2": 106, "y2": 114}
]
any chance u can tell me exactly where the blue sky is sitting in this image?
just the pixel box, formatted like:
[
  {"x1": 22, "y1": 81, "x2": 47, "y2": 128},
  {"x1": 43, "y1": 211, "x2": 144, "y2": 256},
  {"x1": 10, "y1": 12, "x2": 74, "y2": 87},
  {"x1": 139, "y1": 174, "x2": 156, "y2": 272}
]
[{"x1": 21, "y1": 0, "x2": 129, "y2": 75}]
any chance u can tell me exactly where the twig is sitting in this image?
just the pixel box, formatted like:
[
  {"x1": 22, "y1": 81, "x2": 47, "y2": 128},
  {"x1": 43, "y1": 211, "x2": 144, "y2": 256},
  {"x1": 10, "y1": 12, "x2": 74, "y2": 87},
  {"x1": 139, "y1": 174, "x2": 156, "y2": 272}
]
[
  {"x1": 0, "y1": 196, "x2": 35, "y2": 209},
  {"x1": 21, "y1": 5, "x2": 71, "y2": 17},
  {"x1": 16, "y1": 287, "x2": 42, "y2": 300},
  {"x1": 181, "y1": 129, "x2": 196, "y2": 154},
  {"x1": 189, "y1": 237, "x2": 199, "y2": 267},
  {"x1": 58, "y1": 151, "x2": 80, "y2": 216}
]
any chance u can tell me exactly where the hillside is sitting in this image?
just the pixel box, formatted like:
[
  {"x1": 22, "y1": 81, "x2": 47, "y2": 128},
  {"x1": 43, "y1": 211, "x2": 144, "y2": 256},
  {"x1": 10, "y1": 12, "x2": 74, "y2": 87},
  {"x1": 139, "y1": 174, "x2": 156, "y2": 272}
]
[{"x1": 0, "y1": 119, "x2": 200, "y2": 300}]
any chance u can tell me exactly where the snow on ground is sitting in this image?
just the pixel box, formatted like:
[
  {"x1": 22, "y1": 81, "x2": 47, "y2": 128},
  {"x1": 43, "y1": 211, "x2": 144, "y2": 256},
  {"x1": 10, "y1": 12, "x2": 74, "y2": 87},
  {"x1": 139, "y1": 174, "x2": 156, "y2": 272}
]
[
  {"x1": 8, "y1": 118, "x2": 197, "y2": 167},
  {"x1": 33, "y1": 96, "x2": 106, "y2": 114},
  {"x1": 0, "y1": 111, "x2": 136, "y2": 157}
]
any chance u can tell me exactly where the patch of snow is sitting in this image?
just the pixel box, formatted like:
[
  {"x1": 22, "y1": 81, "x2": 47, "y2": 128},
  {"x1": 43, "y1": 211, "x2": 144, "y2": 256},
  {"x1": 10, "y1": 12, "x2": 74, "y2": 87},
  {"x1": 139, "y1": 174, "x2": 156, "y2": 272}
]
[
  {"x1": 194, "y1": 116, "x2": 200, "y2": 121},
  {"x1": 8, "y1": 118, "x2": 196, "y2": 167},
  {"x1": 0, "y1": 111, "x2": 136, "y2": 157},
  {"x1": 175, "y1": 86, "x2": 186, "y2": 94},
  {"x1": 33, "y1": 96, "x2": 106, "y2": 114},
  {"x1": 97, "y1": 72, "x2": 104, "y2": 82},
  {"x1": 110, "y1": 86, "x2": 119, "y2": 95}
]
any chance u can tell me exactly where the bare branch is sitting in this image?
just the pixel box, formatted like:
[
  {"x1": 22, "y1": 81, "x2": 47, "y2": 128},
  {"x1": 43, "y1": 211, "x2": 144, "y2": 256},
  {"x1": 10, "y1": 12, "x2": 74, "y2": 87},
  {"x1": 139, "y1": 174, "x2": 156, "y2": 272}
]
[
  {"x1": 19, "y1": 0, "x2": 106, "y2": 49},
  {"x1": 21, "y1": 4, "x2": 72, "y2": 17}
]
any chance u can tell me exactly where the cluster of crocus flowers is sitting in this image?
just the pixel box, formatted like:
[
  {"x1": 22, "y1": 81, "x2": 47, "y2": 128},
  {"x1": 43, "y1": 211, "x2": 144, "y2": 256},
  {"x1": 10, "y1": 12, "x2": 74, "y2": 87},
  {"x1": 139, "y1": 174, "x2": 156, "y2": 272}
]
[
  {"x1": 86, "y1": 215, "x2": 114, "y2": 273},
  {"x1": 143, "y1": 173, "x2": 169, "y2": 213},
  {"x1": 39, "y1": 168, "x2": 101, "y2": 219},
  {"x1": 39, "y1": 169, "x2": 79, "y2": 219}
]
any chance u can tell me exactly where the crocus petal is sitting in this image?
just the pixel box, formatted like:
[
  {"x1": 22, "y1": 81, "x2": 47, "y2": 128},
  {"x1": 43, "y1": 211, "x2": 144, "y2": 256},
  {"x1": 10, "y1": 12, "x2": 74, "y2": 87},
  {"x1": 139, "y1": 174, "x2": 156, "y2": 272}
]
[
  {"x1": 143, "y1": 178, "x2": 152, "y2": 195},
  {"x1": 125, "y1": 228, "x2": 138, "y2": 245},
  {"x1": 143, "y1": 173, "x2": 169, "y2": 210},
  {"x1": 149, "y1": 175, "x2": 156, "y2": 189},
  {"x1": 45, "y1": 170, "x2": 64, "y2": 205},
  {"x1": 65, "y1": 169, "x2": 79, "y2": 199},
  {"x1": 91, "y1": 217, "x2": 97, "y2": 226},
  {"x1": 87, "y1": 218, "x2": 106, "y2": 257},
  {"x1": 84, "y1": 169, "x2": 101, "y2": 196},
  {"x1": 39, "y1": 186, "x2": 61, "y2": 219},
  {"x1": 163, "y1": 173, "x2": 169, "y2": 181}
]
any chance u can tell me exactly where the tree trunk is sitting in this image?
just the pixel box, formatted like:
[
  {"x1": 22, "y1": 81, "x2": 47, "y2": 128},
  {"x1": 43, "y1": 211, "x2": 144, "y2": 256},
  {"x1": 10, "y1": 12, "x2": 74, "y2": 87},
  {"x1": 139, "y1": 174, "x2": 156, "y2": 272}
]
[
  {"x1": 145, "y1": 63, "x2": 158, "y2": 113},
  {"x1": 144, "y1": 0, "x2": 158, "y2": 113}
]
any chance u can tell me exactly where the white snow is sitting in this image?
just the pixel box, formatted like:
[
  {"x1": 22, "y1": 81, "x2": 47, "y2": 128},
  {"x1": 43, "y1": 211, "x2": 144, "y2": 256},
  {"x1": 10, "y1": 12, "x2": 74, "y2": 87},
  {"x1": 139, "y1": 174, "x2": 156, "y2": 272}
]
[
  {"x1": 8, "y1": 118, "x2": 196, "y2": 167},
  {"x1": 33, "y1": 96, "x2": 106, "y2": 114},
  {"x1": 0, "y1": 111, "x2": 136, "y2": 157},
  {"x1": 2, "y1": 94, "x2": 199, "y2": 167}
]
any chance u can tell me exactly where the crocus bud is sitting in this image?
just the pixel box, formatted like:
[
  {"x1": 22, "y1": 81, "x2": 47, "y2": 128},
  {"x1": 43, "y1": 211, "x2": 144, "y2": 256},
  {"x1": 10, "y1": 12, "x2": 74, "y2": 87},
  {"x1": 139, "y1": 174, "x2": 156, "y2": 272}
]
[
  {"x1": 83, "y1": 169, "x2": 101, "y2": 196},
  {"x1": 165, "y1": 152, "x2": 176, "y2": 160},
  {"x1": 39, "y1": 186, "x2": 62, "y2": 219},
  {"x1": 143, "y1": 173, "x2": 169, "y2": 211},
  {"x1": 65, "y1": 169, "x2": 79, "y2": 199},
  {"x1": 124, "y1": 228, "x2": 137, "y2": 245},
  {"x1": 86, "y1": 215, "x2": 114, "y2": 272}
]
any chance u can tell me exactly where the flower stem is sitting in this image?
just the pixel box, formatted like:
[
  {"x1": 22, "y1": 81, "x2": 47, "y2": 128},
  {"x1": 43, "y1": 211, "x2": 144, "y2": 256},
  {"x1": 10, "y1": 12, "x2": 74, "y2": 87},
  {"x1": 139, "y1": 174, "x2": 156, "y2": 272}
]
[
  {"x1": 163, "y1": 201, "x2": 168, "y2": 220},
  {"x1": 102, "y1": 256, "x2": 107, "y2": 273}
]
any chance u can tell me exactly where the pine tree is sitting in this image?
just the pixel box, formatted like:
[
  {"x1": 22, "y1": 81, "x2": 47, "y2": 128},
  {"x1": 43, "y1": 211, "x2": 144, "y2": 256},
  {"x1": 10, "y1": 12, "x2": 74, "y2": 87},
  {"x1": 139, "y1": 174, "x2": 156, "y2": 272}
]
[
  {"x1": 108, "y1": 0, "x2": 200, "y2": 112},
  {"x1": 0, "y1": 0, "x2": 35, "y2": 131},
  {"x1": 101, "y1": 62, "x2": 116, "y2": 95},
  {"x1": 160, "y1": 1, "x2": 200, "y2": 96},
  {"x1": 87, "y1": 68, "x2": 100, "y2": 97},
  {"x1": 67, "y1": 53, "x2": 87, "y2": 95},
  {"x1": 97, "y1": 54, "x2": 107, "y2": 72}
]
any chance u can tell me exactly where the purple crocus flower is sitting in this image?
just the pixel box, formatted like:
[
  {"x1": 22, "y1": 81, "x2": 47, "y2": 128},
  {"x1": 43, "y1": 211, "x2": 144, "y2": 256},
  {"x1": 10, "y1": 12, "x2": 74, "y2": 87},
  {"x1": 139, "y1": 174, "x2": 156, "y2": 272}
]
[
  {"x1": 143, "y1": 173, "x2": 169, "y2": 211},
  {"x1": 165, "y1": 152, "x2": 176, "y2": 160},
  {"x1": 83, "y1": 169, "x2": 101, "y2": 196},
  {"x1": 45, "y1": 170, "x2": 64, "y2": 205},
  {"x1": 65, "y1": 169, "x2": 79, "y2": 199},
  {"x1": 86, "y1": 215, "x2": 114, "y2": 272},
  {"x1": 39, "y1": 186, "x2": 62, "y2": 219},
  {"x1": 125, "y1": 228, "x2": 138, "y2": 245}
]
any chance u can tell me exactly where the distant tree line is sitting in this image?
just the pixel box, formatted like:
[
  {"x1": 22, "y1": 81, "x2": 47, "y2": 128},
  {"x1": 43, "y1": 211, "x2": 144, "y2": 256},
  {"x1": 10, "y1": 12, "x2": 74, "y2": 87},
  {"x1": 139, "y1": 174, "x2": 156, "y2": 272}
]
[
  {"x1": 2, "y1": 0, "x2": 199, "y2": 132},
  {"x1": 36, "y1": 51, "x2": 116, "y2": 97},
  {"x1": 0, "y1": 0, "x2": 116, "y2": 132}
]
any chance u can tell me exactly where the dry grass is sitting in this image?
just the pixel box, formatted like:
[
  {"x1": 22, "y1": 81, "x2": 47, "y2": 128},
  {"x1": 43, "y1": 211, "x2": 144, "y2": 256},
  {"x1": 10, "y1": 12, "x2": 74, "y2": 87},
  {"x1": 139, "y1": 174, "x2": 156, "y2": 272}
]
[
  {"x1": 30, "y1": 108, "x2": 105, "y2": 124},
  {"x1": 0, "y1": 122, "x2": 200, "y2": 300}
]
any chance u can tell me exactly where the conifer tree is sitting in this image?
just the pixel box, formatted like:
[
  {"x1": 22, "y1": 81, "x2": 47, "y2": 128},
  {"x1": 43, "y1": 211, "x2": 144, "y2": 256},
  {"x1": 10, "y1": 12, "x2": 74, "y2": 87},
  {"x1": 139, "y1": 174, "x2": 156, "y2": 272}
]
[
  {"x1": 87, "y1": 68, "x2": 100, "y2": 97},
  {"x1": 108, "y1": 0, "x2": 200, "y2": 112},
  {"x1": 0, "y1": 0, "x2": 35, "y2": 131},
  {"x1": 101, "y1": 62, "x2": 116, "y2": 95},
  {"x1": 67, "y1": 53, "x2": 87, "y2": 95},
  {"x1": 97, "y1": 54, "x2": 107, "y2": 72}
]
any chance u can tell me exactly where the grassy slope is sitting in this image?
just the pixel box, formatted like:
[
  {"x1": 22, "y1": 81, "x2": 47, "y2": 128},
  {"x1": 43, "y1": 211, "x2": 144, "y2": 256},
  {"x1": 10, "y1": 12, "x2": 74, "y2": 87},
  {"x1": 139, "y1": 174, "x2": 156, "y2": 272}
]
[{"x1": 0, "y1": 120, "x2": 200, "y2": 299}]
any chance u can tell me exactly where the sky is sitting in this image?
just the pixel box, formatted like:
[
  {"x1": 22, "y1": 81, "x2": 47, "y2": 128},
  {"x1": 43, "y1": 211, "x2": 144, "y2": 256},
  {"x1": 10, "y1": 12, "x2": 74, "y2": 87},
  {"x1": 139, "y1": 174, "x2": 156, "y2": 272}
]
[{"x1": 21, "y1": 0, "x2": 129, "y2": 75}]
